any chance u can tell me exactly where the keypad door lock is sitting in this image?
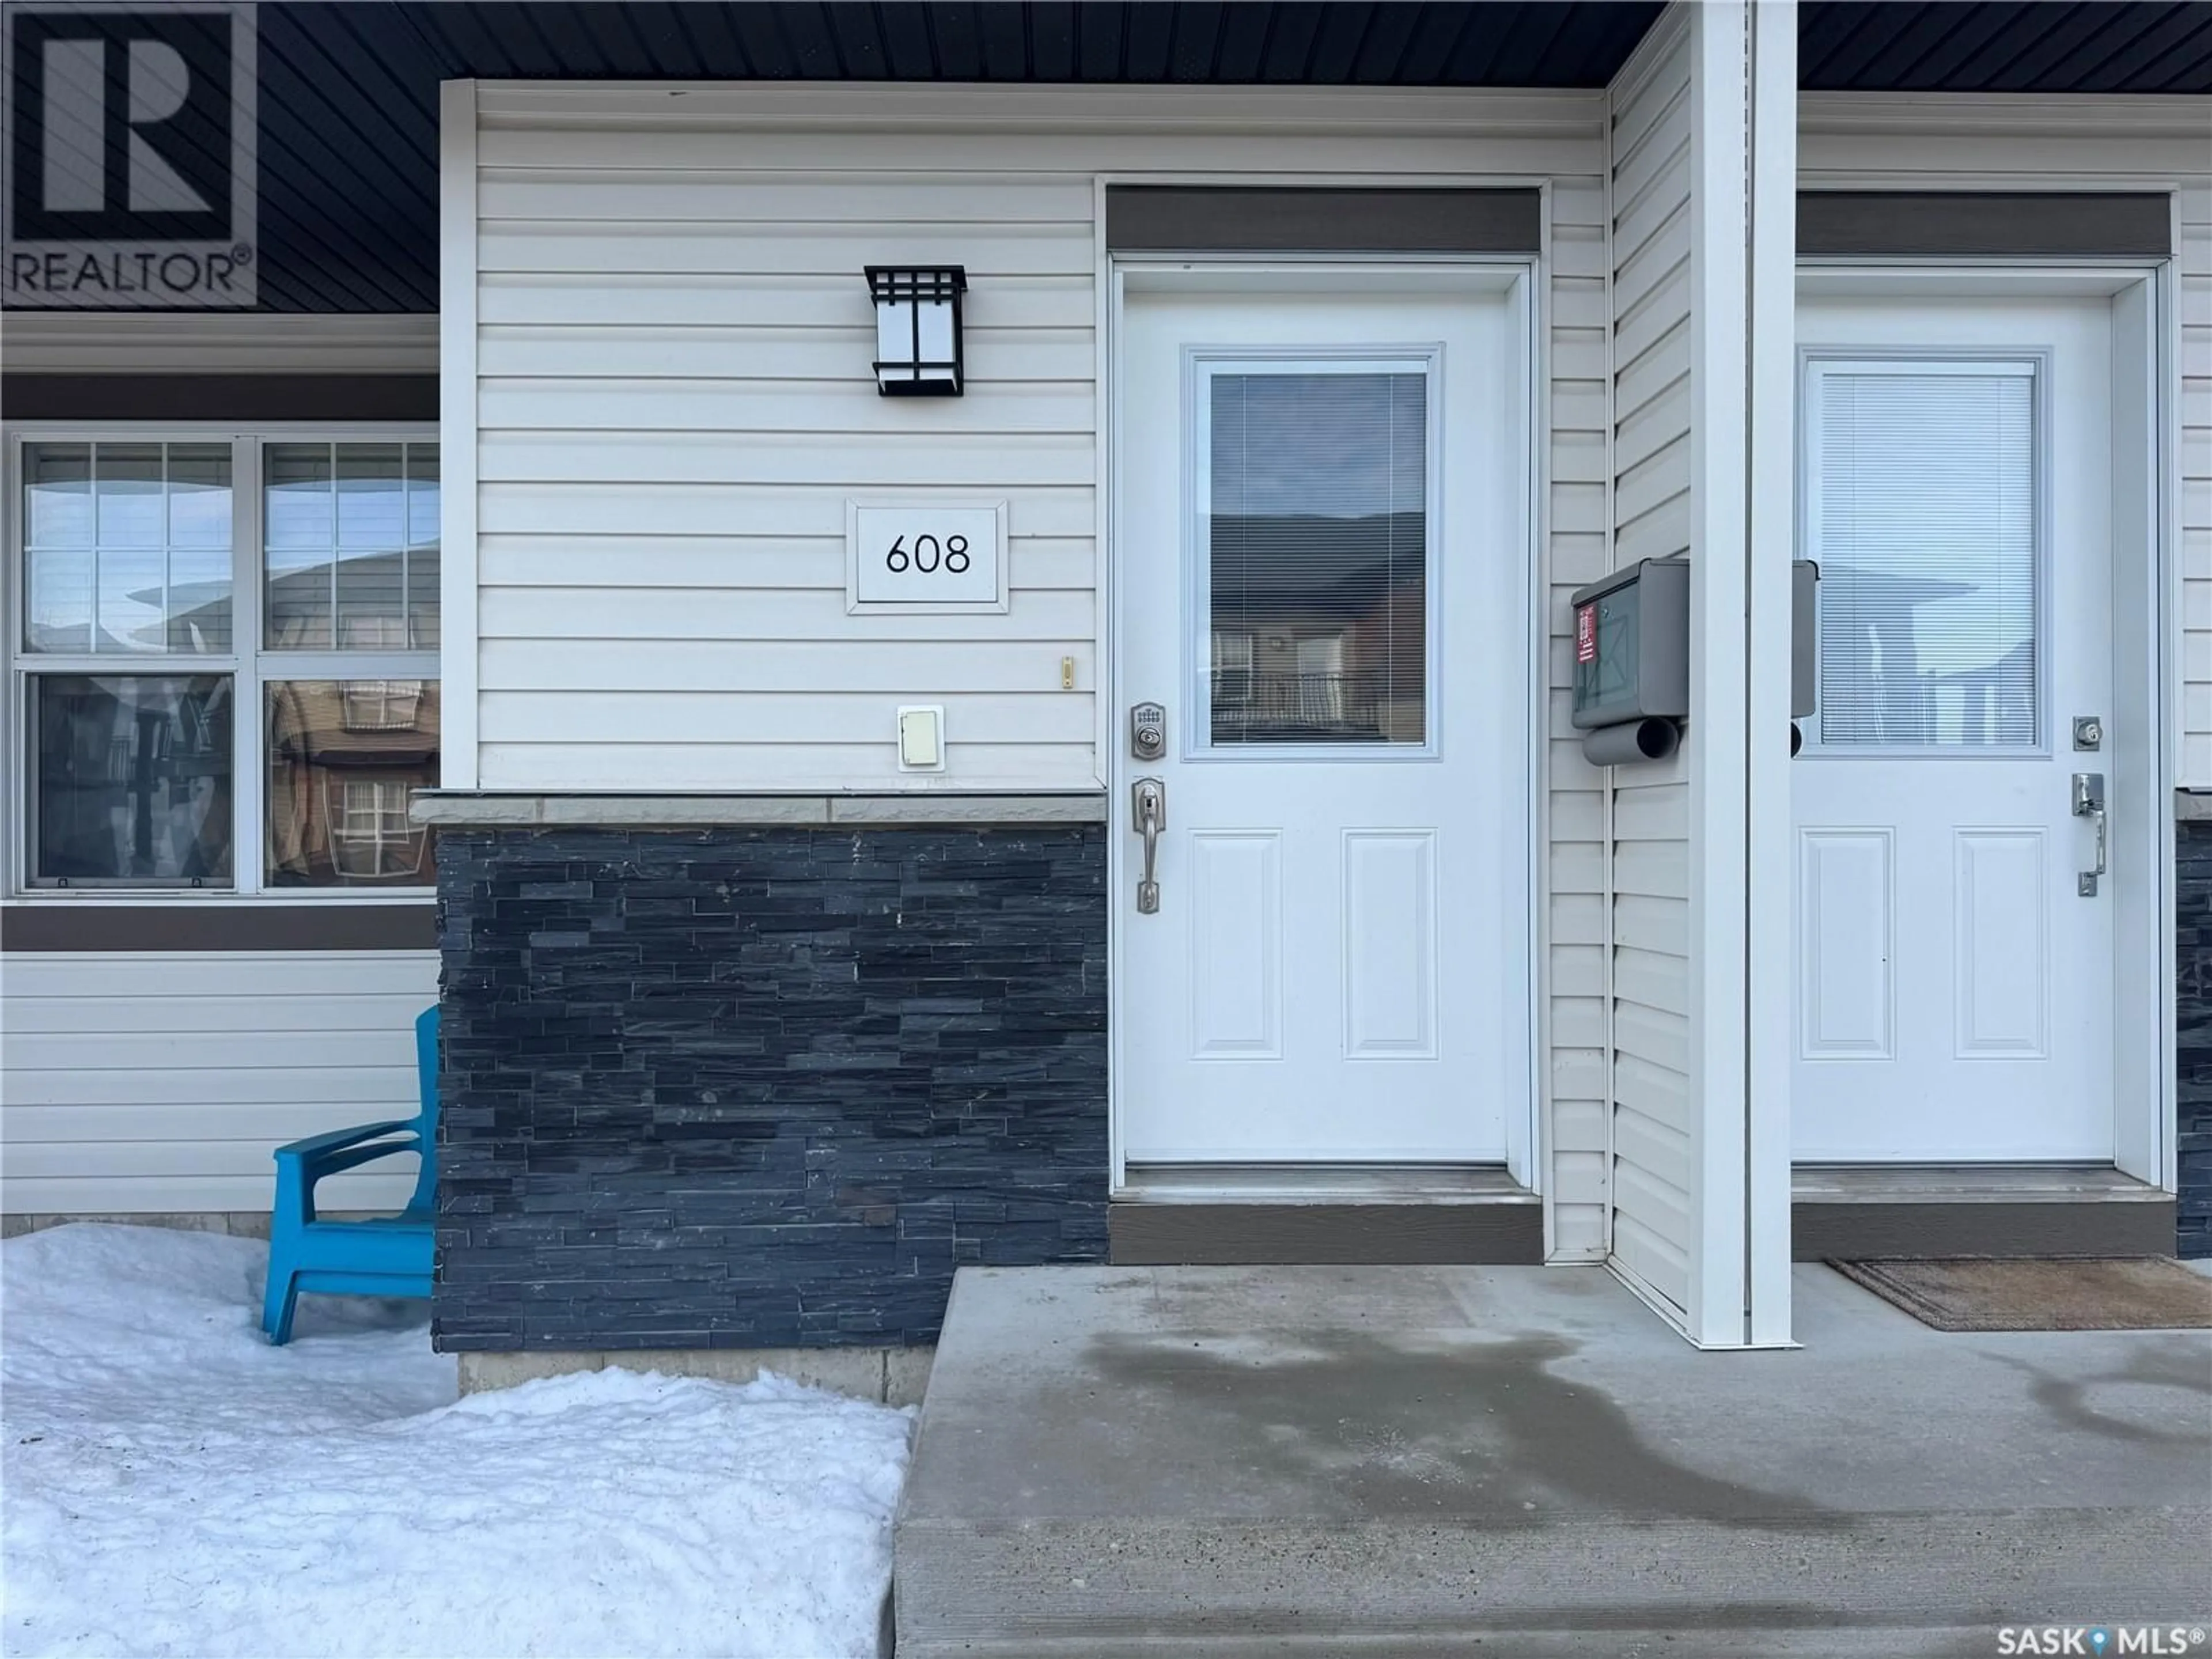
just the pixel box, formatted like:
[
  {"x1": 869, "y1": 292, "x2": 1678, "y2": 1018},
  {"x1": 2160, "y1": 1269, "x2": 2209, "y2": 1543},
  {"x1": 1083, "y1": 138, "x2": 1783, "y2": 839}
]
[{"x1": 1130, "y1": 702, "x2": 1166, "y2": 762}]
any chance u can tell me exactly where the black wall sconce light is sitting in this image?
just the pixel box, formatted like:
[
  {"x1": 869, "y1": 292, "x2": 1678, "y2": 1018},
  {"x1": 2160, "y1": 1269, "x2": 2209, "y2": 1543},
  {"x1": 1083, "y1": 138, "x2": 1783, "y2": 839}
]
[{"x1": 866, "y1": 265, "x2": 967, "y2": 396}]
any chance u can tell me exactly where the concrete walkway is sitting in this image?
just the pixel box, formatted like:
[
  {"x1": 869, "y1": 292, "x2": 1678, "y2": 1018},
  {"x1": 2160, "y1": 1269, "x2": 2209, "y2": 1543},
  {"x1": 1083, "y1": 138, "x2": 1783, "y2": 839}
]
[{"x1": 893, "y1": 1263, "x2": 2211, "y2": 1657}]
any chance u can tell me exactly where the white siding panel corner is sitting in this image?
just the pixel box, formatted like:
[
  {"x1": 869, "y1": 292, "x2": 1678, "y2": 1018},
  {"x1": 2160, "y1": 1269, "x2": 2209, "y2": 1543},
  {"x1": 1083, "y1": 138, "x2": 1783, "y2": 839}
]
[
  {"x1": 1603, "y1": 7, "x2": 1698, "y2": 1319},
  {"x1": 1, "y1": 951, "x2": 440, "y2": 1216},
  {"x1": 2169, "y1": 186, "x2": 2206, "y2": 786}
]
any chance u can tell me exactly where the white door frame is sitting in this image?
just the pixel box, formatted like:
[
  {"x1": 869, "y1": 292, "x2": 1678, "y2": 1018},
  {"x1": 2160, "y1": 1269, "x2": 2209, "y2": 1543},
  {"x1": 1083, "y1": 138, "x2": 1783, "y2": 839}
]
[
  {"x1": 1793, "y1": 263, "x2": 2178, "y2": 1195},
  {"x1": 1102, "y1": 256, "x2": 1544, "y2": 1199}
]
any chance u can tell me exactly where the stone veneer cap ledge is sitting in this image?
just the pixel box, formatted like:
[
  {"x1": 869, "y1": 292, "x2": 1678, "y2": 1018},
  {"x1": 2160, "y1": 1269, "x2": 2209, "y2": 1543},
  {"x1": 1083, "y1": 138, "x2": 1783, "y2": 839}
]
[{"x1": 411, "y1": 790, "x2": 1109, "y2": 828}]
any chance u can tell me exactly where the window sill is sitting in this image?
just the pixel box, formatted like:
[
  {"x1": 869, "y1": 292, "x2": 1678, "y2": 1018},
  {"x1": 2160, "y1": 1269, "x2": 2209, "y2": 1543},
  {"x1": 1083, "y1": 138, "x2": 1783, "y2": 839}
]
[
  {"x1": 410, "y1": 790, "x2": 1111, "y2": 828},
  {"x1": 5, "y1": 891, "x2": 432, "y2": 903},
  {"x1": 0, "y1": 901, "x2": 434, "y2": 953}
]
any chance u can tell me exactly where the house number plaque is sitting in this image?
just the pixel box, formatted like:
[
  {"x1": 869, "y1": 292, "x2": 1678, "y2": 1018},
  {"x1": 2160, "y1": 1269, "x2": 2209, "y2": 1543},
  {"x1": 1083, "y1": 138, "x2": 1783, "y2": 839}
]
[{"x1": 846, "y1": 499, "x2": 1007, "y2": 613}]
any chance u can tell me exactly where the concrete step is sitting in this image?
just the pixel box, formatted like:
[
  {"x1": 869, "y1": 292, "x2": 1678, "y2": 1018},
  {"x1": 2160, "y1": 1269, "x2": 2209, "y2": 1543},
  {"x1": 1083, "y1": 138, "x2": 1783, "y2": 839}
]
[
  {"x1": 892, "y1": 1264, "x2": 2212, "y2": 1656},
  {"x1": 896, "y1": 1510, "x2": 2202, "y2": 1656}
]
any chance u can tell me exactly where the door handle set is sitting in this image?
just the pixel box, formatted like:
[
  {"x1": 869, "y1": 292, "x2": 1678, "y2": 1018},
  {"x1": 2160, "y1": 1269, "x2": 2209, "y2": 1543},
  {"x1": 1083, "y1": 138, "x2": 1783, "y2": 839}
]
[
  {"x1": 2071, "y1": 772, "x2": 2106, "y2": 897},
  {"x1": 1131, "y1": 777, "x2": 1165, "y2": 914},
  {"x1": 1132, "y1": 717, "x2": 2112, "y2": 906}
]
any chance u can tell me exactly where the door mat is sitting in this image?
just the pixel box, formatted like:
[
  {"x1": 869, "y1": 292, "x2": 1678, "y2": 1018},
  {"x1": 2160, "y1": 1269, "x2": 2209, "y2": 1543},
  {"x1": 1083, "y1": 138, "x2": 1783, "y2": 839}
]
[{"x1": 1829, "y1": 1256, "x2": 2212, "y2": 1332}]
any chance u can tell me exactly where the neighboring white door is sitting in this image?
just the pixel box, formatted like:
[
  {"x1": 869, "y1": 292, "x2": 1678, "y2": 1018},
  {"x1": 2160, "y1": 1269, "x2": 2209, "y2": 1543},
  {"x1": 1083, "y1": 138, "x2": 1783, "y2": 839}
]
[
  {"x1": 1114, "y1": 274, "x2": 1527, "y2": 1169},
  {"x1": 1793, "y1": 294, "x2": 2116, "y2": 1162}
]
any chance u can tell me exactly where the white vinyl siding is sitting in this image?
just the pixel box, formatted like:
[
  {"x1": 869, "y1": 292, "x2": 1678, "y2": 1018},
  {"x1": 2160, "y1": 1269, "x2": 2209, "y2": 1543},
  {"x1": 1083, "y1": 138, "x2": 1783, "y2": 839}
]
[
  {"x1": 1796, "y1": 93, "x2": 2212, "y2": 786},
  {"x1": 1603, "y1": 8, "x2": 1697, "y2": 1315},
  {"x1": 0, "y1": 315, "x2": 438, "y2": 376},
  {"x1": 1, "y1": 950, "x2": 437, "y2": 1215},
  {"x1": 2191, "y1": 187, "x2": 2211, "y2": 786},
  {"x1": 1547, "y1": 173, "x2": 1613, "y2": 1260},
  {"x1": 462, "y1": 89, "x2": 1616, "y2": 798},
  {"x1": 467, "y1": 105, "x2": 1099, "y2": 793},
  {"x1": 460, "y1": 83, "x2": 1611, "y2": 1249}
]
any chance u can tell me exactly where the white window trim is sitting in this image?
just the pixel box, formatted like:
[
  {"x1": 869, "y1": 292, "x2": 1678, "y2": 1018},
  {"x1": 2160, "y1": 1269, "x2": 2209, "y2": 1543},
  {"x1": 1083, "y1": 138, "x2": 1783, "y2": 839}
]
[
  {"x1": 3, "y1": 421, "x2": 439, "y2": 902},
  {"x1": 1182, "y1": 347, "x2": 1445, "y2": 763},
  {"x1": 1796, "y1": 351, "x2": 2054, "y2": 762}
]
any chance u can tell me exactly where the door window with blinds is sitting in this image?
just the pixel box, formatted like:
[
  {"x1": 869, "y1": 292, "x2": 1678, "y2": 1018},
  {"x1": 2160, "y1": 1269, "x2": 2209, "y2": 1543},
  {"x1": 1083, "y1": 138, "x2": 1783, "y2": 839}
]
[
  {"x1": 1804, "y1": 359, "x2": 2042, "y2": 752},
  {"x1": 1195, "y1": 357, "x2": 1437, "y2": 753}
]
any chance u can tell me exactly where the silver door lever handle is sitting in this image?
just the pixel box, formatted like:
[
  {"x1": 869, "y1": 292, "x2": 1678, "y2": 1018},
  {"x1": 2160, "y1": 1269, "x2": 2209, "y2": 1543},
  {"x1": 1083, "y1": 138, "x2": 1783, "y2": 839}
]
[
  {"x1": 2071, "y1": 772, "x2": 2106, "y2": 897},
  {"x1": 1131, "y1": 777, "x2": 1165, "y2": 914}
]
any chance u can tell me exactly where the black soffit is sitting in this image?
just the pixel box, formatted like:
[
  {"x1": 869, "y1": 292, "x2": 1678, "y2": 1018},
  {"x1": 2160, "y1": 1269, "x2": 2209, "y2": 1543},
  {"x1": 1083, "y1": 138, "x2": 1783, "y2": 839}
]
[
  {"x1": 15, "y1": 2, "x2": 2211, "y2": 315},
  {"x1": 1800, "y1": 2, "x2": 2212, "y2": 92},
  {"x1": 341, "y1": 2, "x2": 2212, "y2": 89},
  {"x1": 204, "y1": 0, "x2": 1679, "y2": 313},
  {"x1": 332, "y1": 2, "x2": 1668, "y2": 88}
]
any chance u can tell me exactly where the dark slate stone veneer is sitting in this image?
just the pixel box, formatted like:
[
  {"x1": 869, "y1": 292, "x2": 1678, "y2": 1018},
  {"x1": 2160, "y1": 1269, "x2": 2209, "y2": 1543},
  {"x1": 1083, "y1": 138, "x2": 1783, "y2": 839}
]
[
  {"x1": 432, "y1": 825, "x2": 1109, "y2": 1349},
  {"x1": 2180, "y1": 817, "x2": 2212, "y2": 1258}
]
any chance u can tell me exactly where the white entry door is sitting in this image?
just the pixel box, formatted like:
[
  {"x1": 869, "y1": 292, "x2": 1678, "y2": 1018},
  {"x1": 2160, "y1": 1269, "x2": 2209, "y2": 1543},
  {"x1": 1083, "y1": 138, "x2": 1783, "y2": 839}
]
[
  {"x1": 1114, "y1": 274, "x2": 1527, "y2": 1170},
  {"x1": 1793, "y1": 294, "x2": 2116, "y2": 1162}
]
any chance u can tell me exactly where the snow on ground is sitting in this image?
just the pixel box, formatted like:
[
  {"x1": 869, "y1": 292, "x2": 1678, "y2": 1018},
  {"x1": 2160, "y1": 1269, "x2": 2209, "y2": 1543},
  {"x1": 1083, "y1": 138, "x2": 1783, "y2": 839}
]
[{"x1": 2, "y1": 1224, "x2": 913, "y2": 1659}]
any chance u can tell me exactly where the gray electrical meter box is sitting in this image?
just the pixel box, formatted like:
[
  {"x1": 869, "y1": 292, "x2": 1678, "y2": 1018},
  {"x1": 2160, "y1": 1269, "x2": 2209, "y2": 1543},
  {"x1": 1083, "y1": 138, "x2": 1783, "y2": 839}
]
[{"x1": 1570, "y1": 558, "x2": 1690, "y2": 732}]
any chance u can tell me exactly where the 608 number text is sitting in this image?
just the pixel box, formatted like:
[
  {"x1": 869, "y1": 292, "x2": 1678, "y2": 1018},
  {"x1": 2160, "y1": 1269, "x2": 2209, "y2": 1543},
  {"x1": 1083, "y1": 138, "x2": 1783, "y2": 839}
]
[{"x1": 885, "y1": 533, "x2": 971, "y2": 575}]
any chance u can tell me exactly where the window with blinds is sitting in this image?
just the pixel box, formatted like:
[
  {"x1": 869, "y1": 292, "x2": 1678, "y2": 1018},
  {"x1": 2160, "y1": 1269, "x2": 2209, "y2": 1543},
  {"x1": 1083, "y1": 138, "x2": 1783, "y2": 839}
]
[
  {"x1": 1205, "y1": 366, "x2": 1430, "y2": 747},
  {"x1": 1810, "y1": 363, "x2": 2039, "y2": 749}
]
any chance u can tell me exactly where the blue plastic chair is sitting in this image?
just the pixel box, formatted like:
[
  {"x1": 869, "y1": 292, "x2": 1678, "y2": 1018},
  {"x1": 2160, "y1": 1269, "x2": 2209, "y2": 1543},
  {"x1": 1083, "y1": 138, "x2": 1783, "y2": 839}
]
[{"x1": 260, "y1": 1007, "x2": 439, "y2": 1344}]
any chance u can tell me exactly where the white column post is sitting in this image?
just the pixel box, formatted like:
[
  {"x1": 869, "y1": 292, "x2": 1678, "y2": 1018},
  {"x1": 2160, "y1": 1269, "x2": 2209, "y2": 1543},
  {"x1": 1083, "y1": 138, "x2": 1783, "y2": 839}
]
[
  {"x1": 438, "y1": 78, "x2": 480, "y2": 791},
  {"x1": 1678, "y1": 0, "x2": 1798, "y2": 1350},
  {"x1": 1743, "y1": 0, "x2": 1800, "y2": 1348},
  {"x1": 1683, "y1": 0, "x2": 1753, "y2": 1349}
]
